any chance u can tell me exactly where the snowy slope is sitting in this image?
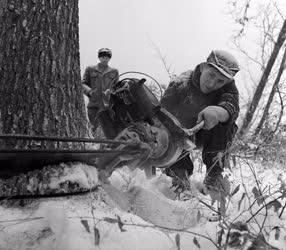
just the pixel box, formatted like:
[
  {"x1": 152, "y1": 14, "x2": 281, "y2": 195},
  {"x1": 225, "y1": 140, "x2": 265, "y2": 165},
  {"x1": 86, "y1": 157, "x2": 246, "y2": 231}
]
[{"x1": 1, "y1": 161, "x2": 286, "y2": 250}]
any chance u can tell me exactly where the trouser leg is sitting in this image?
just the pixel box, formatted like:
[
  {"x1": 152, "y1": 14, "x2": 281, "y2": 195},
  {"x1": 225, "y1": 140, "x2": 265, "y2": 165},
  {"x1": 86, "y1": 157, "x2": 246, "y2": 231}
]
[
  {"x1": 97, "y1": 110, "x2": 119, "y2": 139},
  {"x1": 197, "y1": 123, "x2": 237, "y2": 186},
  {"x1": 87, "y1": 107, "x2": 100, "y2": 134}
]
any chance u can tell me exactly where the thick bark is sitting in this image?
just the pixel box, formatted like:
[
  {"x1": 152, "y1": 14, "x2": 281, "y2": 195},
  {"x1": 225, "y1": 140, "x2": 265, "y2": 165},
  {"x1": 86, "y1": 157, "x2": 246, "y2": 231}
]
[
  {"x1": 238, "y1": 20, "x2": 286, "y2": 137},
  {"x1": 0, "y1": 0, "x2": 88, "y2": 142},
  {"x1": 254, "y1": 46, "x2": 286, "y2": 136}
]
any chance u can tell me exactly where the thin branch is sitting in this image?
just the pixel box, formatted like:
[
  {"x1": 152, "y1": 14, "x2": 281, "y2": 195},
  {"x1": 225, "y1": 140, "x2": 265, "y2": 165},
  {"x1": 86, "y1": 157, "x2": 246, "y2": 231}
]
[
  {"x1": 279, "y1": 202, "x2": 286, "y2": 218},
  {"x1": 123, "y1": 222, "x2": 219, "y2": 247},
  {"x1": 233, "y1": 38, "x2": 265, "y2": 68},
  {"x1": 273, "y1": 86, "x2": 284, "y2": 134},
  {"x1": 238, "y1": 160, "x2": 260, "y2": 233},
  {"x1": 273, "y1": 1, "x2": 285, "y2": 21},
  {"x1": 246, "y1": 195, "x2": 284, "y2": 223},
  {"x1": 147, "y1": 37, "x2": 174, "y2": 80}
]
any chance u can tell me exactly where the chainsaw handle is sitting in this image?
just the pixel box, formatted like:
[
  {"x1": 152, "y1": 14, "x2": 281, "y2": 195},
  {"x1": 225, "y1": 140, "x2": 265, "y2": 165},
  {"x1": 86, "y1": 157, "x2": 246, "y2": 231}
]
[{"x1": 183, "y1": 121, "x2": 204, "y2": 136}]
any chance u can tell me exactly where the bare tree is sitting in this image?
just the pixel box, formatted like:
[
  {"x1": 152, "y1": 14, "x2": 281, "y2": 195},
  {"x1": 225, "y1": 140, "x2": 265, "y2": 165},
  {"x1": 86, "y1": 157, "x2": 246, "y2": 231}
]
[
  {"x1": 228, "y1": 0, "x2": 254, "y2": 37},
  {"x1": 0, "y1": 0, "x2": 89, "y2": 141},
  {"x1": 254, "y1": 46, "x2": 286, "y2": 136},
  {"x1": 228, "y1": 1, "x2": 286, "y2": 137},
  {"x1": 239, "y1": 19, "x2": 286, "y2": 137}
]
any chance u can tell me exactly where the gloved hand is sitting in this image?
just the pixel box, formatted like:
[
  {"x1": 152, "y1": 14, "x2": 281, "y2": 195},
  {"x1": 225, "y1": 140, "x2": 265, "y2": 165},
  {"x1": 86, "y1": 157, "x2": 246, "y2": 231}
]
[{"x1": 197, "y1": 106, "x2": 230, "y2": 130}]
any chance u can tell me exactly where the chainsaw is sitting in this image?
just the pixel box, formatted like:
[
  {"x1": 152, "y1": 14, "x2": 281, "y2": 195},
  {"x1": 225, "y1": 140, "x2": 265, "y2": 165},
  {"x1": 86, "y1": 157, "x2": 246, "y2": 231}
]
[
  {"x1": 94, "y1": 75, "x2": 204, "y2": 181},
  {"x1": 0, "y1": 74, "x2": 203, "y2": 186}
]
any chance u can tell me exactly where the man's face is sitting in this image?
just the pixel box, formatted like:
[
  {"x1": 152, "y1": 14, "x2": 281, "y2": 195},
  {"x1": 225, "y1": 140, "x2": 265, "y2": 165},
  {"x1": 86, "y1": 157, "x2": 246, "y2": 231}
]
[
  {"x1": 99, "y1": 56, "x2": 111, "y2": 64},
  {"x1": 199, "y1": 64, "x2": 230, "y2": 94}
]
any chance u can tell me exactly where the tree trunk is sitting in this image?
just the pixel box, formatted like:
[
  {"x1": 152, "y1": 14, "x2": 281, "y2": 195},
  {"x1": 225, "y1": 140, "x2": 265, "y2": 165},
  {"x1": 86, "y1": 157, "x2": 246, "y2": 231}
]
[
  {"x1": 0, "y1": 0, "x2": 88, "y2": 142},
  {"x1": 254, "y1": 46, "x2": 286, "y2": 136},
  {"x1": 238, "y1": 20, "x2": 286, "y2": 137}
]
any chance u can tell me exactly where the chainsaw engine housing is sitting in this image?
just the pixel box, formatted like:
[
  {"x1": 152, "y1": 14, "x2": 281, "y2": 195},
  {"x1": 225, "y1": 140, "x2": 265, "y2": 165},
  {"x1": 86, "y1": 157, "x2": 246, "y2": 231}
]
[{"x1": 98, "y1": 78, "x2": 189, "y2": 169}]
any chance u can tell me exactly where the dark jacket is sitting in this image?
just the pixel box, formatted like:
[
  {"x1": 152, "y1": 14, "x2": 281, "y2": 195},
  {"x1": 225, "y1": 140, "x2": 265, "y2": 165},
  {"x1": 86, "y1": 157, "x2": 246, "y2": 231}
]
[
  {"x1": 160, "y1": 63, "x2": 239, "y2": 129},
  {"x1": 82, "y1": 64, "x2": 119, "y2": 108}
]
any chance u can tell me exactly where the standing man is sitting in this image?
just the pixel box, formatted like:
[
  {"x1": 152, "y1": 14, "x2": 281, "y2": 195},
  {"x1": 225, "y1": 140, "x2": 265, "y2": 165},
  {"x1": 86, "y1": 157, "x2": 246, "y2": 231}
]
[
  {"x1": 82, "y1": 48, "x2": 119, "y2": 135},
  {"x1": 161, "y1": 50, "x2": 240, "y2": 192}
]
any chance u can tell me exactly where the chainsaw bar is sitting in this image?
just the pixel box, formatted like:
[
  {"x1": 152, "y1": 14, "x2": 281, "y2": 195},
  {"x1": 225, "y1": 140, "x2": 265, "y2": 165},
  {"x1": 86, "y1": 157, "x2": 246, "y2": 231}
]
[{"x1": 0, "y1": 134, "x2": 147, "y2": 179}]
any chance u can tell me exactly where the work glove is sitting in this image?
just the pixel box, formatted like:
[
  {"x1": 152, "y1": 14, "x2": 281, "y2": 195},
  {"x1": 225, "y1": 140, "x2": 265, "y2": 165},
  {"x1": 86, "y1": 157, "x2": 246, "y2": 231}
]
[{"x1": 197, "y1": 106, "x2": 229, "y2": 130}]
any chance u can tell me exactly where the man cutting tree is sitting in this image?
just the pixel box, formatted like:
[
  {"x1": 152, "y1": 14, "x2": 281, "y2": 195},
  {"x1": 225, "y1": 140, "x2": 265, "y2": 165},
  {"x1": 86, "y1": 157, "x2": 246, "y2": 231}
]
[{"x1": 161, "y1": 50, "x2": 240, "y2": 192}]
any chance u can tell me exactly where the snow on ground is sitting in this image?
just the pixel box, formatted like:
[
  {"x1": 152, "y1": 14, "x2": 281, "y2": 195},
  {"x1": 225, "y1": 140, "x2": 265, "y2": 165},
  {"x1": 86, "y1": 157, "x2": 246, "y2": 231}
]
[
  {"x1": 104, "y1": 167, "x2": 202, "y2": 230},
  {"x1": 1, "y1": 159, "x2": 286, "y2": 249}
]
